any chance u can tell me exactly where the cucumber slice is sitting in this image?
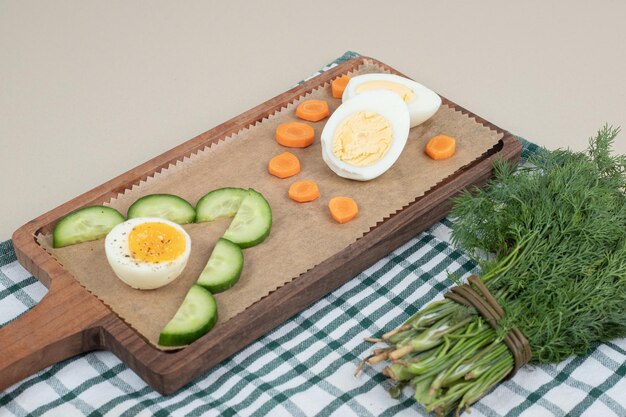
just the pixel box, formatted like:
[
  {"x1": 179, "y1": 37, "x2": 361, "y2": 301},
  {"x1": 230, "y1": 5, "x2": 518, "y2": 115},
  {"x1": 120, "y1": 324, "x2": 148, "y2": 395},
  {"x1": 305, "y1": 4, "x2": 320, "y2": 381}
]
[
  {"x1": 223, "y1": 189, "x2": 272, "y2": 248},
  {"x1": 195, "y1": 187, "x2": 248, "y2": 223},
  {"x1": 127, "y1": 194, "x2": 195, "y2": 224},
  {"x1": 197, "y1": 238, "x2": 244, "y2": 293},
  {"x1": 53, "y1": 206, "x2": 125, "y2": 248},
  {"x1": 159, "y1": 284, "x2": 218, "y2": 347}
]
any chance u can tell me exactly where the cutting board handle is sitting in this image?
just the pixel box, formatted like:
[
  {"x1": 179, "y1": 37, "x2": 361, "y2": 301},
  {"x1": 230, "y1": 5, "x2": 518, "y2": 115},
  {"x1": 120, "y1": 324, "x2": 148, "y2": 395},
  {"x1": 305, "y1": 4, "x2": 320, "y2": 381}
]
[{"x1": 0, "y1": 273, "x2": 110, "y2": 392}]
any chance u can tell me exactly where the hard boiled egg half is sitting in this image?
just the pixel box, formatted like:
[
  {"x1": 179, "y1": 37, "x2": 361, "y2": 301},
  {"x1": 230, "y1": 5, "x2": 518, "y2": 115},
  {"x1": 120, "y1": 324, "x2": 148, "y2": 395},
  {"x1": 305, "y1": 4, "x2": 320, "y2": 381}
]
[
  {"x1": 342, "y1": 73, "x2": 441, "y2": 128},
  {"x1": 105, "y1": 217, "x2": 191, "y2": 290},
  {"x1": 321, "y1": 90, "x2": 410, "y2": 181}
]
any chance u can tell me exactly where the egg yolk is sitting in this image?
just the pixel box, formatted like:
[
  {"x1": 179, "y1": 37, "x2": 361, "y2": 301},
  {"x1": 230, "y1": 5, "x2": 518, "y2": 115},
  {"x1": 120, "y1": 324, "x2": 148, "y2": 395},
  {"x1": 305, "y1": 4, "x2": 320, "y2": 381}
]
[
  {"x1": 356, "y1": 80, "x2": 415, "y2": 103},
  {"x1": 128, "y1": 222, "x2": 186, "y2": 263},
  {"x1": 332, "y1": 111, "x2": 393, "y2": 166}
]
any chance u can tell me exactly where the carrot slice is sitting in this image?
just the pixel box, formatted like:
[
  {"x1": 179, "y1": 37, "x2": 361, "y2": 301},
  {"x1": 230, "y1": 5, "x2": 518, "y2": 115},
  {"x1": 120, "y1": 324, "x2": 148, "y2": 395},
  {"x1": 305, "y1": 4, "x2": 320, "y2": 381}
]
[
  {"x1": 329, "y1": 196, "x2": 358, "y2": 224},
  {"x1": 425, "y1": 135, "x2": 456, "y2": 160},
  {"x1": 288, "y1": 180, "x2": 320, "y2": 203},
  {"x1": 276, "y1": 122, "x2": 315, "y2": 148},
  {"x1": 268, "y1": 152, "x2": 301, "y2": 179},
  {"x1": 332, "y1": 75, "x2": 351, "y2": 99},
  {"x1": 295, "y1": 100, "x2": 330, "y2": 122}
]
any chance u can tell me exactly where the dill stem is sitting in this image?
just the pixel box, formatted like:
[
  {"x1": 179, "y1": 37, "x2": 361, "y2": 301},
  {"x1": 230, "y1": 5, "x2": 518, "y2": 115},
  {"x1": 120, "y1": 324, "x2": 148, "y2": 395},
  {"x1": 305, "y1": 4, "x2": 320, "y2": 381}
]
[
  {"x1": 382, "y1": 324, "x2": 412, "y2": 340},
  {"x1": 481, "y1": 231, "x2": 538, "y2": 283}
]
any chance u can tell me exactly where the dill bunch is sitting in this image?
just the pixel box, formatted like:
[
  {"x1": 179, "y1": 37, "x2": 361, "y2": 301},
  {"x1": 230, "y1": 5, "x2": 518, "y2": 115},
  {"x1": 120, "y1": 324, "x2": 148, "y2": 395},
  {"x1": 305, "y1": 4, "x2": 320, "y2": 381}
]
[
  {"x1": 452, "y1": 125, "x2": 626, "y2": 362},
  {"x1": 366, "y1": 126, "x2": 626, "y2": 416}
]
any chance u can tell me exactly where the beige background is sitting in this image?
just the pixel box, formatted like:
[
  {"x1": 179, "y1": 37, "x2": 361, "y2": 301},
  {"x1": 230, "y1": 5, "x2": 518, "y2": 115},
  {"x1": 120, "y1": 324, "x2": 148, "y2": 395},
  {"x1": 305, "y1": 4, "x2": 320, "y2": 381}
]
[{"x1": 1, "y1": 0, "x2": 625, "y2": 241}]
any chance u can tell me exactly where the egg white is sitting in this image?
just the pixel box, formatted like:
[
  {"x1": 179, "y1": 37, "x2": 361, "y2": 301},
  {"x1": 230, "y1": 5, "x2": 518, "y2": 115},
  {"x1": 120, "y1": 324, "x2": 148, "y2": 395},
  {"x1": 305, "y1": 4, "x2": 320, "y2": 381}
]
[
  {"x1": 342, "y1": 73, "x2": 441, "y2": 128},
  {"x1": 321, "y1": 90, "x2": 410, "y2": 181},
  {"x1": 104, "y1": 217, "x2": 191, "y2": 290}
]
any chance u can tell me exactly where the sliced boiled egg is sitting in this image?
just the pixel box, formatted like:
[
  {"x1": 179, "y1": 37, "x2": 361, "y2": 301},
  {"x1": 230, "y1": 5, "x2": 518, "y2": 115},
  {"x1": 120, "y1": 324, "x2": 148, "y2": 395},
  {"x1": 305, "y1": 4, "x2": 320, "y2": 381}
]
[
  {"x1": 321, "y1": 90, "x2": 410, "y2": 181},
  {"x1": 104, "y1": 217, "x2": 191, "y2": 290},
  {"x1": 342, "y1": 73, "x2": 441, "y2": 128}
]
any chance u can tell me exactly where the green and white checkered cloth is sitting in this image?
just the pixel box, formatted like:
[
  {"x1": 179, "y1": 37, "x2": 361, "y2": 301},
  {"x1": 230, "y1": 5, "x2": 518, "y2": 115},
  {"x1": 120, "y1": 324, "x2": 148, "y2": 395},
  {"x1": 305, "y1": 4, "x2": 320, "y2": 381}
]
[{"x1": 2, "y1": 52, "x2": 625, "y2": 417}]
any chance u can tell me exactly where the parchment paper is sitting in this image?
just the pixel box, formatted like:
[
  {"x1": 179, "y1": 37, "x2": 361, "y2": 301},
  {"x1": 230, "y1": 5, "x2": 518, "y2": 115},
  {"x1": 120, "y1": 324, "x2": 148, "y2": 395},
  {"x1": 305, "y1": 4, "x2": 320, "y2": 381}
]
[{"x1": 38, "y1": 61, "x2": 503, "y2": 349}]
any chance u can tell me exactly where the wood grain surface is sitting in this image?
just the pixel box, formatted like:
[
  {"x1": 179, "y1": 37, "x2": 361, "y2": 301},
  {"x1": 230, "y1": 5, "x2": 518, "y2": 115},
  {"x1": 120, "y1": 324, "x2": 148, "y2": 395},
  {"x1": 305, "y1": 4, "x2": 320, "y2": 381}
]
[{"x1": 2, "y1": 57, "x2": 521, "y2": 394}]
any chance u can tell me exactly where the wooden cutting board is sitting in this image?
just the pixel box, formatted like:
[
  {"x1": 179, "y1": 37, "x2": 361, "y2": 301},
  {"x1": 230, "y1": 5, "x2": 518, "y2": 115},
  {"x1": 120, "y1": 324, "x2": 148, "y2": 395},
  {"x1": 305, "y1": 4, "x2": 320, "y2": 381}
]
[{"x1": 1, "y1": 57, "x2": 521, "y2": 395}]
